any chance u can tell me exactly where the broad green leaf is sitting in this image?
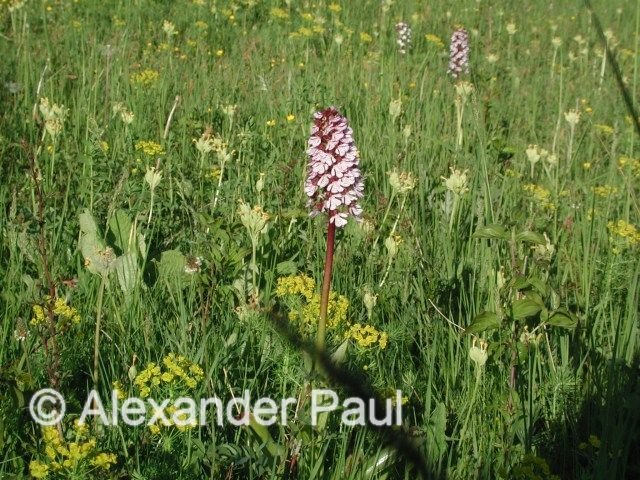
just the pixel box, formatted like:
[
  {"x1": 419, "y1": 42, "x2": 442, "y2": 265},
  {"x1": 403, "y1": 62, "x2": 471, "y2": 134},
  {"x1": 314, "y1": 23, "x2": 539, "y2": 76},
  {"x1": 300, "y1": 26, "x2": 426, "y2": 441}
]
[
  {"x1": 426, "y1": 402, "x2": 447, "y2": 459},
  {"x1": 109, "y1": 209, "x2": 133, "y2": 254},
  {"x1": 157, "y1": 249, "x2": 185, "y2": 280},
  {"x1": 465, "y1": 311, "x2": 501, "y2": 335},
  {"x1": 511, "y1": 276, "x2": 530, "y2": 291},
  {"x1": 512, "y1": 298, "x2": 543, "y2": 320},
  {"x1": 79, "y1": 209, "x2": 98, "y2": 235},
  {"x1": 247, "y1": 413, "x2": 286, "y2": 458},
  {"x1": 515, "y1": 231, "x2": 546, "y2": 244},
  {"x1": 137, "y1": 233, "x2": 147, "y2": 260},
  {"x1": 547, "y1": 309, "x2": 578, "y2": 329},
  {"x1": 527, "y1": 277, "x2": 549, "y2": 296},
  {"x1": 331, "y1": 339, "x2": 349, "y2": 364},
  {"x1": 114, "y1": 252, "x2": 138, "y2": 295},
  {"x1": 276, "y1": 260, "x2": 297, "y2": 276},
  {"x1": 79, "y1": 235, "x2": 113, "y2": 276},
  {"x1": 473, "y1": 224, "x2": 508, "y2": 240}
]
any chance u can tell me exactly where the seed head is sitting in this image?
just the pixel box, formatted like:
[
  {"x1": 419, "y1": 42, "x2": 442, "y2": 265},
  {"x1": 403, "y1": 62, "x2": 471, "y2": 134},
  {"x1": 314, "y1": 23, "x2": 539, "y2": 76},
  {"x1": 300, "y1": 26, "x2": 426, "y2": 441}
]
[
  {"x1": 448, "y1": 27, "x2": 470, "y2": 79},
  {"x1": 305, "y1": 107, "x2": 364, "y2": 227}
]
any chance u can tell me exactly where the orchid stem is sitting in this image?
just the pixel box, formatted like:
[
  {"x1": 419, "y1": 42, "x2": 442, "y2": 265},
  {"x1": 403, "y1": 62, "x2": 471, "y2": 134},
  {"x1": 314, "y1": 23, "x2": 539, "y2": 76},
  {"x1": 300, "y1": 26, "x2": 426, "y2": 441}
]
[{"x1": 317, "y1": 221, "x2": 336, "y2": 354}]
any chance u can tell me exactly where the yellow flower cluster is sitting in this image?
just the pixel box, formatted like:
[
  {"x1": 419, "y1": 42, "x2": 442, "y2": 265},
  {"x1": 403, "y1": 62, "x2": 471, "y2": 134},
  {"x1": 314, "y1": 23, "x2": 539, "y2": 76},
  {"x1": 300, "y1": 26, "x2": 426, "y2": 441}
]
[
  {"x1": 30, "y1": 297, "x2": 81, "y2": 327},
  {"x1": 29, "y1": 423, "x2": 117, "y2": 478},
  {"x1": 270, "y1": 7, "x2": 289, "y2": 19},
  {"x1": 134, "y1": 140, "x2": 165, "y2": 156},
  {"x1": 523, "y1": 183, "x2": 555, "y2": 211},
  {"x1": 618, "y1": 155, "x2": 640, "y2": 176},
  {"x1": 424, "y1": 33, "x2": 445, "y2": 48},
  {"x1": 345, "y1": 323, "x2": 388, "y2": 349},
  {"x1": 579, "y1": 434, "x2": 601, "y2": 450},
  {"x1": 594, "y1": 124, "x2": 614, "y2": 135},
  {"x1": 607, "y1": 219, "x2": 640, "y2": 247},
  {"x1": 130, "y1": 68, "x2": 160, "y2": 86},
  {"x1": 360, "y1": 32, "x2": 373, "y2": 43},
  {"x1": 275, "y1": 275, "x2": 349, "y2": 333},
  {"x1": 289, "y1": 26, "x2": 314, "y2": 38},
  {"x1": 592, "y1": 184, "x2": 618, "y2": 197},
  {"x1": 134, "y1": 353, "x2": 204, "y2": 398},
  {"x1": 380, "y1": 387, "x2": 408, "y2": 406},
  {"x1": 147, "y1": 403, "x2": 197, "y2": 435}
]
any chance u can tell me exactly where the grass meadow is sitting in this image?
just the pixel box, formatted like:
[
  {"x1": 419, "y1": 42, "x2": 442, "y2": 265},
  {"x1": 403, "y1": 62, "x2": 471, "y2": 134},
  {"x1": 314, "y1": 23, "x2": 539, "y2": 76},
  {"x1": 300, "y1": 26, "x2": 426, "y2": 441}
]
[{"x1": 1, "y1": 0, "x2": 639, "y2": 478}]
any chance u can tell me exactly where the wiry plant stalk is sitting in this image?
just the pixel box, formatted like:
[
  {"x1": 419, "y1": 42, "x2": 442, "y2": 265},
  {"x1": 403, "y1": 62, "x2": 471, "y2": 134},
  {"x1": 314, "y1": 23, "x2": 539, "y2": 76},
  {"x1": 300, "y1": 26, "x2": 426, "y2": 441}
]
[{"x1": 23, "y1": 140, "x2": 60, "y2": 390}]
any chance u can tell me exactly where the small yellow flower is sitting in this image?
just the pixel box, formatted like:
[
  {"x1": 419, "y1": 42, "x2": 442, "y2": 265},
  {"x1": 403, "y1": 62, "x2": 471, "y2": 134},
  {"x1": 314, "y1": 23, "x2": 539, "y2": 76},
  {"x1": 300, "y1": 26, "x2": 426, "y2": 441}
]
[
  {"x1": 424, "y1": 33, "x2": 445, "y2": 48},
  {"x1": 582, "y1": 162, "x2": 592, "y2": 170},
  {"x1": 135, "y1": 140, "x2": 165, "y2": 156},
  {"x1": 594, "y1": 124, "x2": 614, "y2": 135},
  {"x1": 29, "y1": 460, "x2": 49, "y2": 479},
  {"x1": 270, "y1": 7, "x2": 289, "y2": 19},
  {"x1": 286, "y1": 114, "x2": 295, "y2": 122},
  {"x1": 266, "y1": 119, "x2": 276, "y2": 127},
  {"x1": 91, "y1": 452, "x2": 117, "y2": 470},
  {"x1": 328, "y1": 3, "x2": 342, "y2": 13},
  {"x1": 215, "y1": 49, "x2": 224, "y2": 57},
  {"x1": 130, "y1": 69, "x2": 160, "y2": 87},
  {"x1": 608, "y1": 219, "x2": 640, "y2": 246},
  {"x1": 523, "y1": 184, "x2": 556, "y2": 211},
  {"x1": 592, "y1": 185, "x2": 618, "y2": 197},
  {"x1": 360, "y1": 32, "x2": 373, "y2": 43}
]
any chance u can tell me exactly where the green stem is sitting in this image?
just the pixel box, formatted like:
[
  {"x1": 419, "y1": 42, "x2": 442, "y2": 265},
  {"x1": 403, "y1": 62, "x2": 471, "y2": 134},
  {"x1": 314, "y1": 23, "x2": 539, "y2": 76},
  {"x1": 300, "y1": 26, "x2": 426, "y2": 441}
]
[
  {"x1": 147, "y1": 191, "x2": 155, "y2": 225},
  {"x1": 213, "y1": 157, "x2": 227, "y2": 211},
  {"x1": 317, "y1": 221, "x2": 336, "y2": 353},
  {"x1": 93, "y1": 277, "x2": 106, "y2": 396},
  {"x1": 373, "y1": 191, "x2": 396, "y2": 250},
  {"x1": 460, "y1": 366, "x2": 482, "y2": 442},
  {"x1": 449, "y1": 195, "x2": 460, "y2": 233},
  {"x1": 251, "y1": 239, "x2": 257, "y2": 298}
]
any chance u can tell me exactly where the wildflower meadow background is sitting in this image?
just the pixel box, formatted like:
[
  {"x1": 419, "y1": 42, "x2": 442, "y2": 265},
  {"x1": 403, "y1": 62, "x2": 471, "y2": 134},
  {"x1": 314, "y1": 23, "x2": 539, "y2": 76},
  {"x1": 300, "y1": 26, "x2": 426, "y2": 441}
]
[{"x1": 1, "y1": 0, "x2": 639, "y2": 478}]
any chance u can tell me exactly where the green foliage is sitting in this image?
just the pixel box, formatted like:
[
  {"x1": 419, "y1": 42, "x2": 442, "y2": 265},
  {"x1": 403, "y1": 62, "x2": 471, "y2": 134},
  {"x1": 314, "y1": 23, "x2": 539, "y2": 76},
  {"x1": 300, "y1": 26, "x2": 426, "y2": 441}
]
[{"x1": 0, "y1": 0, "x2": 638, "y2": 479}]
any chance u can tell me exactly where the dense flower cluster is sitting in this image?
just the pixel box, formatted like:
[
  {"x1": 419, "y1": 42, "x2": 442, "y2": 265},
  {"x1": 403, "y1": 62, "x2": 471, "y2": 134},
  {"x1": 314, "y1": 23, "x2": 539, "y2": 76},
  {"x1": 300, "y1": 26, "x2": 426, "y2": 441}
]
[
  {"x1": 425, "y1": 33, "x2": 445, "y2": 49},
  {"x1": 275, "y1": 274, "x2": 349, "y2": 333},
  {"x1": 305, "y1": 107, "x2": 364, "y2": 227},
  {"x1": 523, "y1": 183, "x2": 556, "y2": 211},
  {"x1": 448, "y1": 27, "x2": 470, "y2": 78},
  {"x1": 607, "y1": 219, "x2": 640, "y2": 247},
  {"x1": 395, "y1": 22, "x2": 412, "y2": 54},
  {"x1": 618, "y1": 155, "x2": 640, "y2": 176},
  {"x1": 133, "y1": 353, "x2": 204, "y2": 399},
  {"x1": 134, "y1": 140, "x2": 165, "y2": 156},
  {"x1": 29, "y1": 422, "x2": 117, "y2": 478},
  {"x1": 345, "y1": 323, "x2": 388, "y2": 349},
  {"x1": 130, "y1": 69, "x2": 160, "y2": 86},
  {"x1": 112, "y1": 102, "x2": 134, "y2": 124},
  {"x1": 30, "y1": 297, "x2": 81, "y2": 328},
  {"x1": 592, "y1": 185, "x2": 619, "y2": 197},
  {"x1": 39, "y1": 97, "x2": 68, "y2": 139}
]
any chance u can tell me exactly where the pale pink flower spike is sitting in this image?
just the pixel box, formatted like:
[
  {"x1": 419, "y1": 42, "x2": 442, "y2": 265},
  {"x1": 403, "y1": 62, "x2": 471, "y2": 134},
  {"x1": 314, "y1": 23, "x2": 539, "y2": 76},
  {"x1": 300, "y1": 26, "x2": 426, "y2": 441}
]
[{"x1": 305, "y1": 107, "x2": 364, "y2": 228}]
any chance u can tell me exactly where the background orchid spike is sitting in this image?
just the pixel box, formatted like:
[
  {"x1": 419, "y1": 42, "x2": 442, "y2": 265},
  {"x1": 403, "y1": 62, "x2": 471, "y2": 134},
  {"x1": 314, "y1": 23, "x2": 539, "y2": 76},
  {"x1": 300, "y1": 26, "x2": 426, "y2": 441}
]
[
  {"x1": 395, "y1": 22, "x2": 412, "y2": 54},
  {"x1": 305, "y1": 107, "x2": 364, "y2": 228},
  {"x1": 448, "y1": 27, "x2": 470, "y2": 78}
]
